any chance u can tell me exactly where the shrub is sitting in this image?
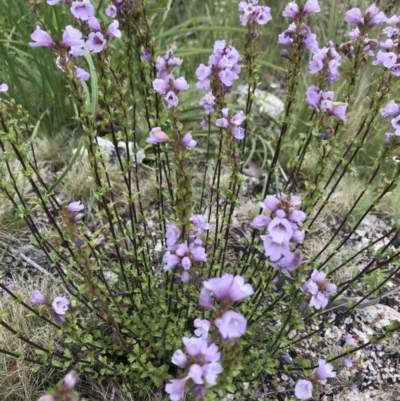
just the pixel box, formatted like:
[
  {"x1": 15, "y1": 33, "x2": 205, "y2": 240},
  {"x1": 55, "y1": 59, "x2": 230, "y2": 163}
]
[{"x1": 1, "y1": 0, "x2": 400, "y2": 400}]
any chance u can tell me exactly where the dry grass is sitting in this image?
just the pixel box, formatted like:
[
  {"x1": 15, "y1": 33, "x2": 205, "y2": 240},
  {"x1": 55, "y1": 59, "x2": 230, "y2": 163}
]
[{"x1": 0, "y1": 276, "x2": 60, "y2": 401}]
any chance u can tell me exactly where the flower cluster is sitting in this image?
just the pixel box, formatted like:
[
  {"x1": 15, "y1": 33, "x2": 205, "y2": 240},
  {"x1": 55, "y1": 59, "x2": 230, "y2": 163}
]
[
  {"x1": 31, "y1": 290, "x2": 69, "y2": 324},
  {"x1": 30, "y1": 0, "x2": 122, "y2": 83},
  {"x1": 381, "y1": 100, "x2": 400, "y2": 143},
  {"x1": 301, "y1": 269, "x2": 337, "y2": 310},
  {"x1": 345, "y1": 4, "x2": 386, "y2": 31},
  {"x1": 282, "y1": 0, "x2": 320, "y2": 20},
  {"x1": 309, "y1": 41, "x2": 341, "y2": 84},
  {"x1": 294, "y1": 359, "x2": 336, "y2": 400},
  {"x1": 37, "y1": 370, "x2": 79, "y2": 401},
  {"x1": 199, "y1": 93, "x2": 216, "y2": 115},
  {"x1": 238, "y1": 1, "x2": 272, "y2": 27},
  {"x1": 165, "y1": 337, "x2": 223, "y2": 401},
  {"x1": 162, "y1": 217, "x2": 209, "y2": 282},
  {"x1": 278, "y1": 23, "x2": 319, "y2": 53},
  {"x1": 200, "y1": 274, "x2": 254, "y2": 339},
  {"x1": 152, "y1": 49, "x2": 189, "y2": 108},
  {"x1": 146, "y1": 127, "x2": 197, "y2": 148},
  {"x1": 196, "y1": 40, "x2": 242, "y2": 94},
  {"x1": 216, "y1": 108, "x2": 246, "y2": 140},
  {"x1": 252, "y1": 193, "x2": 305, "y2": 271},
  {"x1": 306, "y1": 85, "x2": 348, "y2": 121}
]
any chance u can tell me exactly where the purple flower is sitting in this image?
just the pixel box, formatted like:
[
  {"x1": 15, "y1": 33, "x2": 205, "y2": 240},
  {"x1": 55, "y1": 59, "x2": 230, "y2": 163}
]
[
  {"x1": 365, "y1": 4, "x2": 386, "y2": 28},
  {"x1": 164, "y1": 91, "x2": 179, "y2": 108},
  {"x1": 216, "y1": 311, "x2": 247, "y2": 339},
  {"x1": 274, "y1": 251, "x2": 302, "y2": 271},
  {"x1": 29, "y1": 26, "x2": 55, "y2": 48},
  {"x1": 294, "y1": 380, "x2": 313, "y2": 400},
  {"x1": 71, "y1": 0, "x2": 95, "y2": 21},
  {"x1": 381, "y1": 100, "x2": 400, "y2": 117},
  {"x1": 0, "y1": 83, "x2": 8, "y2": 92},
  {"x1": 190, "y1": 215, "x2": 210, "y2": 232},
  {"x1": 315, "y1": 359, "x2": 336, "y2": 380},
  {"x1": 267, "y1": 217, "x2": 293, "y2": 244},
  {"x1": 70, "y1": 46, "x2": 85, "y2": 58},
  {"x1": 52, "y1": 297, "x2": 69, "y2": 315},
  {"x1": 67, "y1": 200, "x2": 84, "y2": 213},
  {"x1": 282, "y1": 2, "x2": 299, "y2": 19},
  {"x1": 31, "y1": 290, "x2": 46, "y2": 304},
  {"x1": 166, "y1": 225, "x2": 181, "y2": 251},
  {"x1": 86, "y1": 32, "x2": 107, "y2": 53},
  {"x1": 181, "y1": 132, "x2": 197, "y2": 148},
  {"x1": 172, "y1": 349, "x2": 188, "y2": 368},
  {"x1": 106, "y1": 4, "x2": 117, "y2": 17},
  {"x1": 64, "y1": 371, "x2": 79, "y2": 389},
  {"x1": 309, "y1": 292, "x2": 328, "y2": 309},
  {"x1": 373, "y1": 50, "x2": 397, "y2": 69},
  {"x1": 6, "y1": 283, "x2": 15, "y2": 291},
  {"x1": 37, "y1": 395, "x2": 56, "y2": 401},
  {"x1": 146, "y1": 127, "x2": 171, "y2": 144},
  {"x1": 194, "y1": 319, "x2": 211, "y2": 339},
  {"x1": 62, "y1": 26, "x2": 84, "y2": 48},
  {"x1": 345, "y1": 335, "x2": 356, "y2": 346},
  {"x1": 345, "y1": 8, "x2": 364, "y2": 25},
  {"x1": 75, "y1": 67, "x2": 90, "y2": 83},
  {"x1": 309, "y1": 42, "x2": 341, "y2": 84},
  {"x1": 87, "y1": 16, "x2": 101, "y2": 31},
  {"x1": 199, "y1": 288, "x2": 215, "y2": 309},
  {"x1": 199, "y1": 92, "x2": 216, "y2": 114},
  {"x1": 165, "y1": 378, "x2": 187, "y2": 401},
  {"x1": 303, "y1": 0, "x2": 320, "y2": 14},
  {"x1": 306, "y1": 85, "x2": 321, "y2": 109},
  {"x1": 343, "y1": 356, "x2": 353, "y2": 368},
  {"x1": 202, "y1": 274, "x2": 254, "y2": 304},
  {"x1": 106, "y1": 20, "x2": 122, "y2": 39},
  {"x1": 47, "y1": 0, "x2": 65, "y2": 4},
  {"x1": 261, "y1": 235, "x2": 289, "y2": 262},
  {"x1": 250, "y1": 214, "x2": 272, "y2": 229}
]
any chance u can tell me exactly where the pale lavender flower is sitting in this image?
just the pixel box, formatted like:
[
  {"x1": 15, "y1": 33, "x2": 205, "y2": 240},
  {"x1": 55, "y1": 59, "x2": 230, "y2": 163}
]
[
  {"x1": 146, "y1": 127, "x2": 171, "y2": 144},
  {"x1": 382, "y1": 100, "x2": 400, "y2": 117},
  {"x1": 52, "y1": 297, "x2": 69, "y2": 315},
  {"x1": 47, "y1": 0, "x2": 65, "y2": 4},
  {"x1": 345, "y1": 8, "x2": 364, "y2": 25},
  {"x1": 166, "y1": 225, "x2": 180, "y2": 251},
  {"x1": 29, "y1": 26, "x2": 55, "y2": 48},
  {"x1": 67, "y1": 200, "x2": 84, "y2": 213},
  {"x1": 37, "y1": 395, "x2": 56, "y2": 401},
  {"x1": 199, "y1": 288, "x2": 215, "y2": 309},
  {"x1": 86, "y1": 32, "x2": 107, "y2": 53},
  {"x1": 216, "y1": 311, "x2": 247, "y2": 339},
  {"x1": 106, "y1": 4, "x2": 117, "y2": 17},
  {"x1": 141, "y1": 47, "x2": 152, "y2": 62},
  {"x1": 309, "y1": 292, "x2": 328, "y2": 309},
  {"x1": 164, "y1": 91, "x2": 179, "y2": 108},
  {"x1": 54, "y1": 314, "x2": 66, "y2": 324},
  {"x1": 194, "y1": 319, "x2": 211, "y2": 339},
  {"x1": 106, "y1": 20, "x2": 122, "y2": 38},
  {"x1": 64, "y1": 371, "x2": 79, "y2": 389},
  {"x1": 303, "y1": 0, "x2": 320, "y2": 14},
  {"x1": 181, "y1": 132, "x2": 197, "y2": 148},
  {"x1": 294, "y1": 379, "x2": 313, "y2": 400},
  {"x1": 343, "y1": 356, "x2": 354, "y2": 367},
  {"x1": 267, "y1": 217, "x2": 293, "y2": 244},
  {"x1": 190, "y1": 215, "x2": 210, "y2": 232},
  {"x1": 344, "y1": 335, "x2": 356, "y2": 346},
  {"x1": 75, "y1": 67, "x2": 90, "y2": 83},
  {"x1": 6, "y1": 283, "x2": 15, "y2": 291},
  {"x1": 199, "y1": 92, "x2": 216, "y2": 114},
  {"x1": 261, "y1": 235, "x2": 289, "y2": 262},
  {"x1": 62, "y1": 25, "x2": 84, "y2": 48},
  {"x1": 309, "y1": 42, "x2": 341, "y2": 84},
  {"x1": 306, "y1": 85, "x2": 321, "y2": 109},
  {"x1": 373, "y1": 50, "x2": 397, "y2": 68},
  {"x1": 70, "y1": 46, "x2": 85, "y2": 58},
  {"x1": 202, "y1": 274, "x2": 254, "y2": 304},
  {"x1": 165, "y1": 378, "x2": 187, "y2": 401},
  {"x1": 250, "y1": 214, "x2": 272, "y2": 229},
  {"x1": 274, "y1": 251, "x2": 302, "y2": 271},
  {"x1": 0, "y1": 83, "x2": 8, "y2": 92},
  {"x1": 172, "y1": 349, "x2": 188, "y2": 368},
  {"x1": 87, "y1": 16, "x2": 101, "y2": 31},
  {"x1": 282, "y1": 2, "x2": 299, "y2": 19},
  {"x1": 315, "y1": 359, "x2": 336, "y2": 380},
  {"x1": 71, "y1": 0, "x2": 95, "y2": 21},
  {"x1": 31, "y1": 290, "x2": 46, "y2": 304}
]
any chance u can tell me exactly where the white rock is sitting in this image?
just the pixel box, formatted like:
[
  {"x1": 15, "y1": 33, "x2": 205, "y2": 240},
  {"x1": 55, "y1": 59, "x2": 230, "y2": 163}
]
[
  {"x1": 73, "y1": 137, "x2": 145, "y2": 165},
  {"x1": 361, "y1": 303, "x2": 400, "y2": 329},
  {"x1": 237, "y1": 85, "x2": 284, "y2": 119}
]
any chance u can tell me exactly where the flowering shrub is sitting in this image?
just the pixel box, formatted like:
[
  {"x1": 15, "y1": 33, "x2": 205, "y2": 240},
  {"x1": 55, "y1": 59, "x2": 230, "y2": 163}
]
[{"x1": 1, "y1": 1, "x2": 400, "y2": 400}]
